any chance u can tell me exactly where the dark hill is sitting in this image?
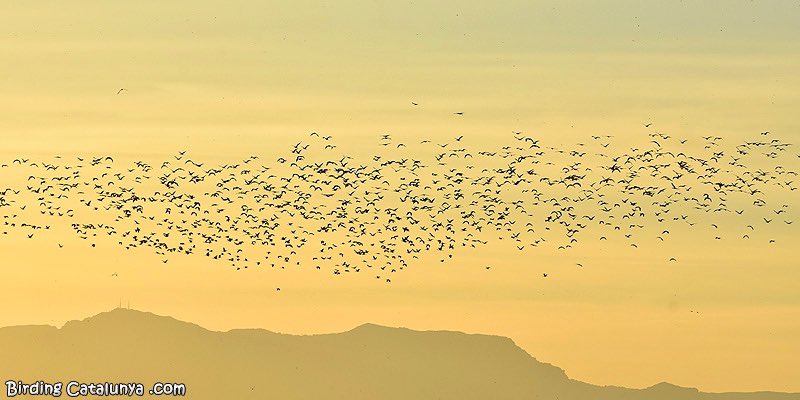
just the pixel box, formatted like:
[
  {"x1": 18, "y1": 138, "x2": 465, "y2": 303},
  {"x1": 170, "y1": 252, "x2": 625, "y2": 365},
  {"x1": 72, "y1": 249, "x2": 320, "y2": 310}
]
[{"x1": 0, "y1": 309, "x2": 796, "y2": 400}]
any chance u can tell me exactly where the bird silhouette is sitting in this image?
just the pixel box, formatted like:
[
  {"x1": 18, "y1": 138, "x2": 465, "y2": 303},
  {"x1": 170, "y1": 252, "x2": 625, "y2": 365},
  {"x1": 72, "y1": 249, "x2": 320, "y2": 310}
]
[{"x1": 0, "y1": 127, "x2": 792, "y2": 286}]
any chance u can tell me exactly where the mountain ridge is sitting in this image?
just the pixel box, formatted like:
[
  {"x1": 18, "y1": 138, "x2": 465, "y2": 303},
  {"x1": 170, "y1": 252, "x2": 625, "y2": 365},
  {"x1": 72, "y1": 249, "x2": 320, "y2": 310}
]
[{"x1": 0, "y1": 308, "x2": 796, "y2": 400}]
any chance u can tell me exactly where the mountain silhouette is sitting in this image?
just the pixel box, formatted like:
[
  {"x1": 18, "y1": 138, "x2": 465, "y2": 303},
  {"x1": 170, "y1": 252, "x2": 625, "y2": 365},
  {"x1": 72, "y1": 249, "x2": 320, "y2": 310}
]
[{"x1": 0, "y1": 309, "x2": 796, "y2": 399}]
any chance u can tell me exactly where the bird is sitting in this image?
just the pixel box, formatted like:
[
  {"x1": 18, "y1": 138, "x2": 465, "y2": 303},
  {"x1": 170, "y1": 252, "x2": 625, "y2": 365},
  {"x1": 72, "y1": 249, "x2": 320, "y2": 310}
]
[
  {"x1": 0, "y1": 127, "x2": 792, "y2": 286},
  {"x1": 116, "y1": 88, "x2": 127, "y2": 95}
]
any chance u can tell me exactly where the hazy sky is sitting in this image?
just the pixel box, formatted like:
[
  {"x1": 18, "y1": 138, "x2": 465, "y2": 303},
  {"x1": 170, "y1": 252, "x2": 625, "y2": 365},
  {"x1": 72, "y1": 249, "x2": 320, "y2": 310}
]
[{"x1": 0, "y1": 0, "x2": 798, "y2": 393}]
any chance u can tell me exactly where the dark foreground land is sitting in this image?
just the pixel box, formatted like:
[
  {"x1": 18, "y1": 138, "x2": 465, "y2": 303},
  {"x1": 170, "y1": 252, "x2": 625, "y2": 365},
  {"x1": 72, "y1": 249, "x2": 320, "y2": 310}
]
[{"x1": 1, "y1": 309, "x2": 797, "y2": 400}]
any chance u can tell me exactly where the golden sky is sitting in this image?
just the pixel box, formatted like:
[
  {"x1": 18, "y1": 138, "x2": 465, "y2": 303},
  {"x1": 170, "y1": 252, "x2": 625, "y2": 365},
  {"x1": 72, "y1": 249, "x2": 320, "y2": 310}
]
[{"x1": 0, "y1": 0, "x2": 798, "y2": 393}]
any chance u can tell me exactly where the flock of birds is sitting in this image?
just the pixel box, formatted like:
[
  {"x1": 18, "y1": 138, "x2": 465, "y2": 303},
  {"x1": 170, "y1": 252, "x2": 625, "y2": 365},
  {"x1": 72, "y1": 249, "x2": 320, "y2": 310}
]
[{"x1": 0, "y1": 128, "x2": 796, "y2": 283}]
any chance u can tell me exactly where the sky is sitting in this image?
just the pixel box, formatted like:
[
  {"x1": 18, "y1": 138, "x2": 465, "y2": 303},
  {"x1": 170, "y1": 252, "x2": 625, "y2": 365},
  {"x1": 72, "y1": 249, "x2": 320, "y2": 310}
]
[{"x1": 0, "y1": 0, "x2": 798, "y2": 393}]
